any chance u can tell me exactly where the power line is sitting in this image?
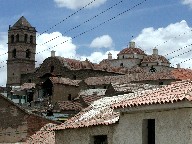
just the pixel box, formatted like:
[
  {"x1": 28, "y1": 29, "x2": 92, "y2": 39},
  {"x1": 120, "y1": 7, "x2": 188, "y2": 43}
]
[
  {"x1": 37, "y1": 0, "x2": 148, "y2": 54},
  {"x1": 38, "y1": 0, "x2": 124, "y2": 47},
  {"x1": 37, "y1": 0, "x2": 97, "y2": 37}
]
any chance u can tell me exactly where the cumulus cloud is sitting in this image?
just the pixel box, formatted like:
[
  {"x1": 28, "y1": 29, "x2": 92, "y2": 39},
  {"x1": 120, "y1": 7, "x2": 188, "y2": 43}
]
[
  {"x1": 36, "y1": 32, "x2": 76, "y2": 66},
  {"x1": 0, "y1": 32, "x2": 8, "y2": 86},
  {"x1": 181, "y1": 0, "x2": 192, "y2": 8},
  {"x1": 54, "y1": 0, "x2": 107, "y2": 10},
  {"x1": 80, "y1": 50, "x2": 119, "y2": 63},
  {"x1": 90, "y1": 35, "x2": 114, "y2": 49},
  {"x1": 133, "y1": 20, "x2": 192, "y2": 68}
]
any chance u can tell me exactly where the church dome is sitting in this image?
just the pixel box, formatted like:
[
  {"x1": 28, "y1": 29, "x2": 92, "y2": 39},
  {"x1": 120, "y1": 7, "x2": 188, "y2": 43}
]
[{"x1": 118, "y1": 47, "x2": 146, "y2": 55}]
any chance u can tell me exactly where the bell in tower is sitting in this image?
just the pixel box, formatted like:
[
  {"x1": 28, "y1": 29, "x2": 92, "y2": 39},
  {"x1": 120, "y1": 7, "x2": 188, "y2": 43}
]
[{"x1": 7, "y1": 16, "x2": 37, "y2": 87}]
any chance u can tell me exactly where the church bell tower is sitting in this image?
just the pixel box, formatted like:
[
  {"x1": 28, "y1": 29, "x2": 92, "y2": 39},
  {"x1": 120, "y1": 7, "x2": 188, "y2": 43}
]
[{"x1": 7, "y1": 16, "x2": 36, "y2": 87}]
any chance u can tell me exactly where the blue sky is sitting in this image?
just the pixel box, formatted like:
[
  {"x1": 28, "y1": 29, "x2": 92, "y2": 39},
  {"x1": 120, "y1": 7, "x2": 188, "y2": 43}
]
[{"x1": 0, "y1": 0, "x2": 192, "y2": 86}]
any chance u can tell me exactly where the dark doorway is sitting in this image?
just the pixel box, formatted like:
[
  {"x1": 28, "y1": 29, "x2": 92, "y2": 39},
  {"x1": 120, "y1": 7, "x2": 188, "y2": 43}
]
[
  {"x1": 94, "y1": 135, "x2": 108, "y2": 144},
  {"x1": 42, "y1": 79, "x2": 53, "y2": 97},
  {"x1": 143, "y1": 119, "x2": 155, "y2": 144}
]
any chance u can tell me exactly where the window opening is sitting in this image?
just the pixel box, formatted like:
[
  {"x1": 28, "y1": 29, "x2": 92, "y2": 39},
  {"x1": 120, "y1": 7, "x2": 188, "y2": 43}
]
[
  {"x1": 11, "y1": 35, "x2": 14, "y2": 43},
  {"x1": 26, "y1": 49, "x2": 31, "y2": 58},
  {"x1": 142, "y1": 119, "x2": 155, "y2": 144},
  {"x1": 68, "y1": 94, "x2": 72, "y2": 101},
  {"x1": 12, "y1": 49, "x2": 16, "y2": 58},
  {"x1": 50, "y1": 66, "x2": 54, "y2": 73},
  {"x1": 120, "y1": 63, "x2": 123, "y2": 67},
  {"x1": 24, "y1": 34, "x2": 28, "y2": 43},
  {"x1": 93, "y1": 135, "x2": 108, "y2": 144},
  {"x1": 16, "y1": 34, "x2": 19, "y2": 42},
  {"x1": 30, "y1": 35, "x2": 33, "y2": 44}
]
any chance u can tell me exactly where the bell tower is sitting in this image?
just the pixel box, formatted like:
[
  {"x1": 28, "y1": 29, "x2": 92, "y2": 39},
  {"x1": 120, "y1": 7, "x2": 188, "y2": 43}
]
[{"x1": 7, "y1": 16, "x2": 36, "y2": 87}]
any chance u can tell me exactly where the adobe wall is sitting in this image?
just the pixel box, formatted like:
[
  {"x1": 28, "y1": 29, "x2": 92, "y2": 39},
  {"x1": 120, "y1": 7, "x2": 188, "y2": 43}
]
[
  {"x1": 113, "y1": 107, "x2": 192, "y2": 144},
  {"x1": 0, "y1": 95, "x2": 58, "y2": 143},
  {"x1": 55, "y1": 125, "x2": 116, "y2": 144},
  {"x1": 53, "y1": 84, "x2": 80, "y2": 103}
]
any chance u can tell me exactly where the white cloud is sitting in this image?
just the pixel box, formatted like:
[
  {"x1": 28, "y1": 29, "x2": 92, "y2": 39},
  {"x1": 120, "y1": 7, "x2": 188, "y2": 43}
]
[
  {"x1": 80, "y1": 50, "x2": 119, "y2": 63},
  {"x1": 36, "y1": 32, "x2": 76, "y2": 66},
  {"x1": 90, "y1": 35, "x2": 114, "y2": 49},
  {"x1": 0, "y1": 32, "x2": 8, "y2": 87},
  {"x1": 181, "y1": 0, "x2": 192, "y2": 8},
  {"x1": 133, "y1": 20, "x2": 192, "y2": 68},
  {"x1": 54, "y1": 0, "x2": 107, "y2": 10}
]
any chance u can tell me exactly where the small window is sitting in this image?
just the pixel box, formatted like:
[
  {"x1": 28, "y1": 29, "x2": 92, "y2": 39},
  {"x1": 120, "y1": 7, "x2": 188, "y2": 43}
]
[
  {"x1": 68, "y1": 94, "x2": 72, "y2": 101},
  {"x1": 50, "y1": 66, "x2": 54, "y2": 73},
  {"x1": 142, "y1": 119, "x2": 155, "y2": 144},
  {"x1": 122, "y1": 55, "x2": 124, "y2": 59},
  {"x1": 28, "y1": 79, "x2": 32, "y2": 83},
  {"x1": 12, "y1": 49, "x2": 16, "y2": 58},
  {"x1": 26, "y1": 49, "x2": 31, "y2": 58},
  {"x1": 24, "y1": 34, "x2": 28, "y2": 43},
  {"x1": 93, "y1": 135, "x2": 108, "y2": 144},
  {"x1": 103, "y1": 86, "x2": 107, "y2": 89},
  {"x1": 120, "y1": 63, "x2": 123, "y2": 67},
  {"x1": 11, "y1": 35, "x2": 14, "y2": 43},
  {"x1": 146, "y1": 64, "x2": 148, "y2": 66},
  {"x1": 73, "y1": 75, "x2": 77, "y2": 80},
  {"x1": 159, "y1": 81, "x2": 163, "y2": 85},
  {"x1": 16, "y1": 34, "x2": 19, "y2": 42},
  {"x1": 30, "y1": 35, "x2": 33, "y2": 44}
]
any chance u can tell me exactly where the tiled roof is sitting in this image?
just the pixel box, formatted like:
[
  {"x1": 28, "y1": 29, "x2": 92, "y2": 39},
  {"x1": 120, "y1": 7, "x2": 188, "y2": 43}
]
[
  {"x1": 81, "y1": 95, "x2": 104, "y2": 105},
  {"x1": 54, "y1": 80, "x2": 192, "y2": 130},
  {"x1": 55, "y1": 56, "x2": 121, "y2": 73},
  {"x1": 142, "y1": 54, "x2": 170, "y2": 64},
  {"x1": 118, "y1": 47, "x2": 146, "y2": 55},
  {"x1": 20, "y1": 83, "x2": 36, "y2": 90},
  {"x1": 84, "y1": 68, "x2": 192, "y2": 86},
  {"x1": 26, "y1": 123, "x2": 57, "y2": 144},
  {"x1": 49, "y1": 77, "x2": 81, "y2": 86},
  {"x1": 112, "y1": 83, "x2": 161, "y2": 93},
  {"x1": 79, "y1": 89, "x2": 107, "y2": 96},
  {"x1": 112, "y1": 80, "x2": 192, "y2": 109},
  {"x1": 56, "y1": 101, "x2": 83, "y2": 111}
]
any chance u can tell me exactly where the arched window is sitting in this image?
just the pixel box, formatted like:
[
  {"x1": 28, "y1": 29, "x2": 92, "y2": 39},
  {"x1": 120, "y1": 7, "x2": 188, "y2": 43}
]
[
  {"x1": 26, "y1": 49, "x2": 31, "y2": 58},
  {"x1": 12, "y1": 49, "x2": 16, "y2": 58},
  {"x1": 50, "y1": 66, "x2": 54, "y2": 73},
  {"x1": 11, "y1": 35, "x2": 14, "y2": 43},
  {"x1": 24, "y1": 34, "x2": 28, "y2": 43},
  {"x1": 16, "y1": 34, "x2": 19, "y2": 42},
  {"x1": 30, "y1": 35, "x2": 33, "y2": 44}
]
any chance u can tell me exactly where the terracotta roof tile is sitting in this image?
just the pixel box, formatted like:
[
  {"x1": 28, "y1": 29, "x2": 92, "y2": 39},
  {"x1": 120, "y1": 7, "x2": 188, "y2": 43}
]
[
  {"x1": 141, "y1": 54, "x2": 170, "y2": 64},
  {"x1": 26, "y1": 123, "x2": 57, "y2": 144},
  {"x1": 112, "y1": 80, "x2": 192, "y2": 109},
  {"x1": 49, "y1": 77, "x2": 81, "y2": 86},
  {"x1": 57, "y1": 101, "x2": 83, "y2": 111},
  {"x1": 118, "y1": 47, "x2": 146, "y2": 55}
]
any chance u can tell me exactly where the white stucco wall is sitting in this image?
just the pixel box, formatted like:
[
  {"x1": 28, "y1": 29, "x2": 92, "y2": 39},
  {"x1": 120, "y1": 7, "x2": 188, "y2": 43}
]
[
  {"x1": 55, "y1": 102, "x2": 192, "y2": 144},
  {"x1": 113, "y1": 105, "x2": 192, "y2": 144}
]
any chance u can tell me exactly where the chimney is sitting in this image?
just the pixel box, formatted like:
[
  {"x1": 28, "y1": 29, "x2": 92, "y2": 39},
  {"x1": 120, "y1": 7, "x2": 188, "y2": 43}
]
[
  {"x1": 108, "y1": 52, "x2": 112, "y2": 60},
  {"x1": 177, "y1": 63, "x2": 180, "y2": 68},
  {"x1": 153, "y1": 48, "x2": 158, "y2": 55},
  {"x1": 51, "y1": 50, "x2": 56, "y2": 57},
  {"x1": 129, "y1": 41, "x2": 135, "y2": 48}
]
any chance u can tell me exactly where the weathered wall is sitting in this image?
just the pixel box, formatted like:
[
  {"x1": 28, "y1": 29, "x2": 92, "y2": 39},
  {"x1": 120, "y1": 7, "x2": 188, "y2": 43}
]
[
  {"x1": 53, "y1": 84, "x2": 80, "y2": 103},
  {"x1": 55, "y1": 125, "x2": 116, "y2": 144},
  {"x1": 113, "y1": 107, "x2": 192, "y2": 144},
  {"x1": 0, "y1": 95, "x2": 58, "y2": 143}
]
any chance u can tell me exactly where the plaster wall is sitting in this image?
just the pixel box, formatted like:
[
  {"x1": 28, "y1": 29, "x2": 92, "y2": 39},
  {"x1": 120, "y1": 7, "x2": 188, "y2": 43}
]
[
  {"x1": 55, "y1": 125, "x2": 115, "y2": 144},
  {"x1": 113, "y1": 108, "x2": 192, "y2": 144}
]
